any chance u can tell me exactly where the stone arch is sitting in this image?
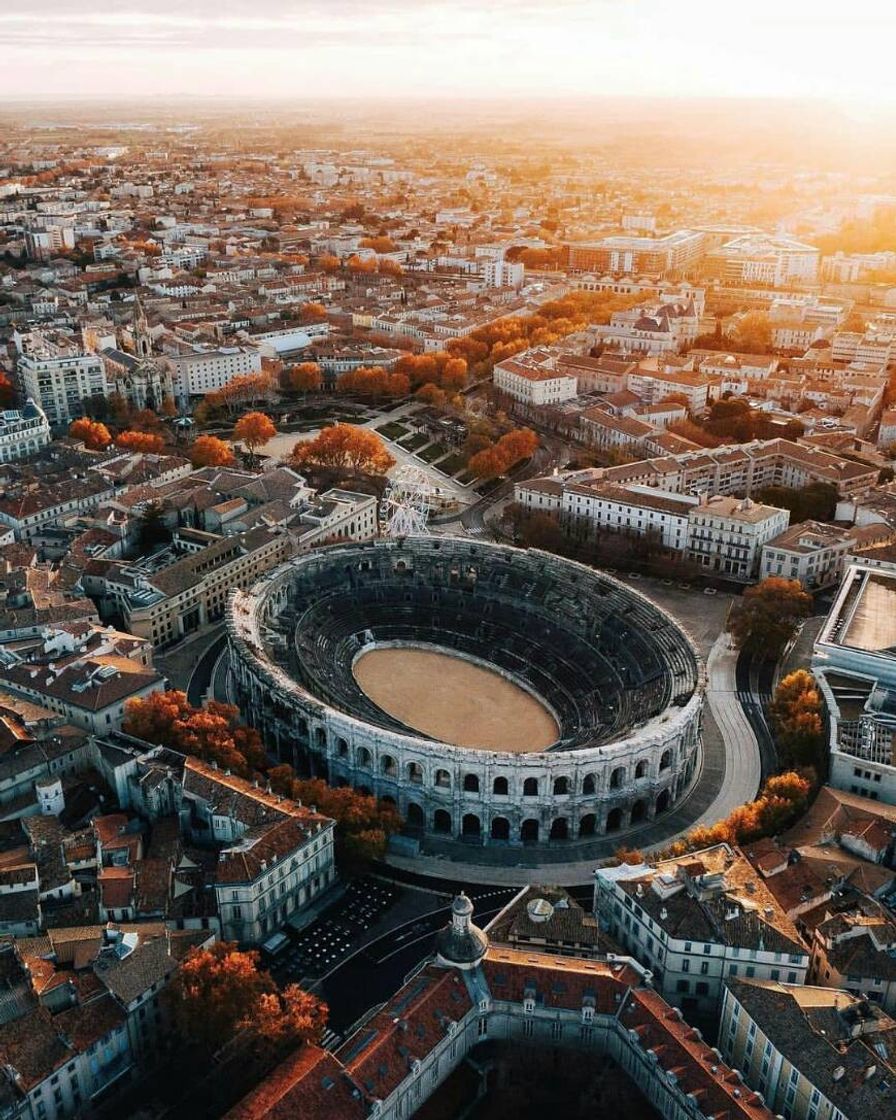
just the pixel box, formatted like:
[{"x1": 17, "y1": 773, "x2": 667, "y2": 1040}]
[
  {"x1": 357, "y1": 747, "x2": 372, "y2": 770},
  {"x1": 314, "y1": 727, "x2": 327, "y2": 750},
  {"x1": 381, "y1": 754, "x2": 397, "y2": 777},
  {"x1": 579, "y1": 813, "x2": 597, "y2": 838},
  {"x1": 660, "y1": 749, "x2": 672, "y2": 771},
  {"x1": 582, "y1": 774, "x2": 596, "y2": 795},
  {"x1": 491, "y1": 816, "x2": 510, "y2": 841},
  {"x1": 553, "y1": 776, "x2": 569, "y2": 796},
  {"x1": 635, "y1": 759, "x2": 649, "y2": 779},
  {"x1": 434, "y1": 768, "x2": 451, "y2": 789},
  {"x1": 462, "y1": 813, "x2": 481, "y2": 838},
  {"x1": 656, "y1": 788, "x2": 671, "y2": 815},
  {"x1": 336, "y1": 737, "x2": 349, "y2": 758},
  {"x1": 463, "y1": 773, "x2": 480, "y2": 793},
  {"x1": 606, "y1": 807, "x2": 623, "y2": 832},
  {"x1": 380, "y1": 794, "x2": 396, "y2": 807},
  {"x1": 523, "y1": 777, "x2": 539, "y2": 797},
  {"x1": 493, "y1": 776, "x2": 509, "y2": 796},
  {"x1": 407, "y1": 761, "x2": 424, "y2": 785},
  {"x1": 631, "y1": 799, "x2": 648, "y2": 824},
  {"x1": 406, "y1": 802, "x2": 424, "y2": 830},
  {"x1": 357, "y1": 784, "x2": 372, "y2": 797},
  {"x1": 520, "y1": 818, "x2": 540, "y2": 844},
  {"x1": 549, "y1": 817, "x2": 569, "y2": 841},
  {"x1": 610, "y1": 767, "x2": 625, "y2": 790},
  {"x1": 433, "y1": 808, "x2": 452, "y2": 834}
]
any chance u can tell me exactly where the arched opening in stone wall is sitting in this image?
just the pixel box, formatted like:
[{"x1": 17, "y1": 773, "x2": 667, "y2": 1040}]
[
  {"x1": 553, "y1": 777, "x2": 569, "y2": 796},
  {"x1": 579, "y1": 813, "x2": 597, "y2": 837},
  {"x1": 606, "y1": 808, "x2": 623, "y2": 832},
  {"x1": 406, "y1": 802, "x2": 424, "y2": 830},
  {"x1": 582, "y1": 774, "x2": 596, "y2": 795},
  {"x1": 463, "y1": 774, "x2": 480, "y2": 793},
  {"x1": 336, "y1": 737, "x2": 349, "y2": 757},
  {"x1": 381, "y1": 755, "x2": 397, "y2": 777},
  {"x1": 631, "y1": 800, "x2": 648, "y2": 824},
  {"x1": 635, "y1": 759, "x2": 649, "y2": 779},
  {"x1": 357, "y1": 747, "x2": 372, "y2": 770},
  {"x1": 434, "y1": 769, "x2": 451, "y2": 789},
  {"x1": 523, "y1": 778, "x2": 539, "y2": 797},
  {"x1": 433, "y1": 809, "x2": 452, "y2": 833},
  {"x1": 493, "y1": 776, "x2": 509, "y2": 796},
  {"x1": 549, "y1": 817, "x2": 569, "y2": 841},
  {"x1": 610, "y1": 767, "x2": 625, "y2": 790},
  {"x1": 491, "y1": 816, "x2": 510, "y2": 841},
  {"x1": 660, "y1": 749, "x2": 672, "y2": 771},
  {"x1": 462, "y1": 813, "x2": 481, "y2": 838},
  {"x1": 520, "y1": 818, "x2": 540, "y2": 844},
  {"x1": 407, "y1": 762, "x2": 424, "y2": 784},
  {"x1": 656, "y1": 789, "x2": 671, "y2": 815}
]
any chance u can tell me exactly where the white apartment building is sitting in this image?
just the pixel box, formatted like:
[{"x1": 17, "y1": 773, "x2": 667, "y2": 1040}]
[
  {"x1": 181, "y1": 758, "x2": 337, "y2": 946},
  {"x1": 15, "y1": 332, "x2": 109, "y2": 428},
  {"x1": 760, "y1": 521, "x2": 858, "y2": 590},
  {"x1": 687, "y1": 495, "x2": 789, "y2": 580},
  {"x1": 494, "y1": 354, "x2": 577, "y2": 405},
  {"x1": 0, "y1": 401, "x2": 51, "y2": 462},
  {"x1": 482, "y1": 259, "x2": 524, "y2": 289},
  {"x1": 169, "y1": 345, "x2": 262, "y2": 399},
  {"x1": 832, "y1": 331, "x2": 894, "y2": 368},
  {"x1": 561, "y1": 482, "x2": 694, "y2": 550},
  {"x1": 706, "y1": 234, "x2": 820, "y2": 287},
  {"x1": 594, "y1": 845, "x2": 809, "y2": 1018}
]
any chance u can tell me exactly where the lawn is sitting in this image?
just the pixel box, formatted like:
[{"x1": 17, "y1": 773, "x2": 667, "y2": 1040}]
[
  {"x1": 418, "y1": 442, "x2": 448, "y2": 463},
  {"x1": 376, "y1": 421, "x2": 410, "y2": 440},
  {"x1": 397, "y1": 432, "x2": 429, "y2": 451},
  {"x1": 435, "y1": 452, "x2": 467, "y2": 475}
]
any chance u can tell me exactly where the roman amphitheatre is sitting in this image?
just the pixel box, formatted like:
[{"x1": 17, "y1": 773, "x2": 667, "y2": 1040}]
[{"x1": 226, "y1": 537, "x2": 705, "y2": 852}]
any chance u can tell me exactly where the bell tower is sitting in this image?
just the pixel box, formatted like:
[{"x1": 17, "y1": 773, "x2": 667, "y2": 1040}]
[{"x1": 133, "y1": 294, "x2": 152, "y2": 359}]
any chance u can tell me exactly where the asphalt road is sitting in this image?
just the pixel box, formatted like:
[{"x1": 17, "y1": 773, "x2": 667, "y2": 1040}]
[
  {"x1": 186, "y1": 633, "x2": 228, "y2": 707},
  {"x1": 314, "y1": 886, "x2": 516, "y2": 1037},
  {"x1": 735, "y1": 646, "x2": 778, "y2": 779}
]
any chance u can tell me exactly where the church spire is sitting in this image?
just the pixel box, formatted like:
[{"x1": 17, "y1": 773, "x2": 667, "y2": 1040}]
[{"x1": 133, "y1": 294, "x2": 151, "y2": 359}]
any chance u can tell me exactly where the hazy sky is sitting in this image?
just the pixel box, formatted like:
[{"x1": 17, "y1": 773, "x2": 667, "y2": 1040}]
[{"x1": 3, "y1": 0, "x2": 895, "y2": 104}]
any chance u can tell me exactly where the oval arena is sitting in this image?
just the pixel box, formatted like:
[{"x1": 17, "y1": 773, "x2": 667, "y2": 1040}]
[{"x1": 226, "y1": 538, "x2": 705, "y2": 850}]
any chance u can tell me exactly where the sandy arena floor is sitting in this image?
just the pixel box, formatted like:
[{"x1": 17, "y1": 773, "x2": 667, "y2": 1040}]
[{"x1": 352, "y1": 646, "x2": 558, "y2": 752}]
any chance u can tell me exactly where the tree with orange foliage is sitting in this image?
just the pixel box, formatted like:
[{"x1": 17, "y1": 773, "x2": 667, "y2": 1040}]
[
  {"x1": 286, "y1": 362, "x2": 323, "y2": 395},
  {"x1": 69, "y1": 418, "x2": 111, "y2": 450},
  {"x1": 359, "y1": 236, "x2": 397, "y2": 253},
  {"x1": 771, "y1": 669, "x2": 826, "y2": 767},
  {"x1": 728, "y1": 578, "x2": 812, "y2": 654},
  {"x1": 416, "y1": 383, "x2": 448, "y2": 408},
  {"x1": 318, "y1": 254, "x2": 341, "y2": 272},
  {"x1": 233, "y1": 412, "x2": 276, "y2": 459},
  {"x1": 115, "y1": 430, "x2": 166, "y2": 454},
  {"x1": 287, "y1": 777, "x2": 401, "y2": 867},
  {"x1": 168, "y1": 942, "x2": 327, "y2": 1056},
  {"x1": 336, "y1": 366, "x2": 409, "y2": 399},
  {"x1": 377, "y1": 258, "x2": 403, "y2": 277},
  {"x1": 0, "y1": 372, "x2": 15, "y2": 409},
  {"x1": 468, "y1": 446, "x2": 508, "y2": 479},
  {"x1": 122, "y1": 691, "x2": 266, "y2": 776},
  {"x1": 346, "y1": 254, "x2": 377, "y2": 273},
  {"x1": 290, "y1": 423, "x2": 395, "y2": 476},
  {"x1": 190, "y1": 435, "x2": 236, "y2": 469},
  {"x1": 299, "y1": 302, "x2": 328, "y2": 324},
  {"x1": 205, "y1": 373, "x2": 275, "y2": 418}
]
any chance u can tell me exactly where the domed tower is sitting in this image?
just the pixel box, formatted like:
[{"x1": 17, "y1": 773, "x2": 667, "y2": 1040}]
[{"x1": 435, "y1": 892, "x2": 488, "y2": 970}]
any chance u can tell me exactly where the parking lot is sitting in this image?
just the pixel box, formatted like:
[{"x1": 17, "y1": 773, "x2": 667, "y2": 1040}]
[{"x1": 272, "y1": 876, "x2": 398, "y2": 984}]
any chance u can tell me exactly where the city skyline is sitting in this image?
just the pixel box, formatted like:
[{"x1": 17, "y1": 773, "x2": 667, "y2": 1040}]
[{"x1": 3, "y1": 0, "x2": 896, "y2": 105}]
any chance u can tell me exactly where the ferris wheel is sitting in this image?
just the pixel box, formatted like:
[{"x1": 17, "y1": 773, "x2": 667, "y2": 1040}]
[{"x1": 381, "y1": 465, "x2": 435, "y2": 537}]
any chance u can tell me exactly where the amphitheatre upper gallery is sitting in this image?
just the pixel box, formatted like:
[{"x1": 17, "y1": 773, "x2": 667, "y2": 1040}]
[{"x1": 226, "y1": 538, "x2": 705, "y2": 849}]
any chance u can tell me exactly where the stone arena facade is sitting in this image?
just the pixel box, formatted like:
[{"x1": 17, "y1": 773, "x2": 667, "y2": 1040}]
[{"x1": 226, "y1": 538, "x2": 705, "y2": 850}]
